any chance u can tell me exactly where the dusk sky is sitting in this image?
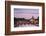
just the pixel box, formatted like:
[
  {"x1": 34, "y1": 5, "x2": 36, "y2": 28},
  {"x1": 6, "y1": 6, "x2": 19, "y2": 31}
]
[{"x1": 14, "y1": 8, "x2": 39, "y2": 19}]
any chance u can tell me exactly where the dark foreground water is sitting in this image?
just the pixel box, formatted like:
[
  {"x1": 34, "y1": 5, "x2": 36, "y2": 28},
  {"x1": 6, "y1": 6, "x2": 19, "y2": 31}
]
[{"x1": 14, "y1": 24, "x2": 39, "y2": 27}]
